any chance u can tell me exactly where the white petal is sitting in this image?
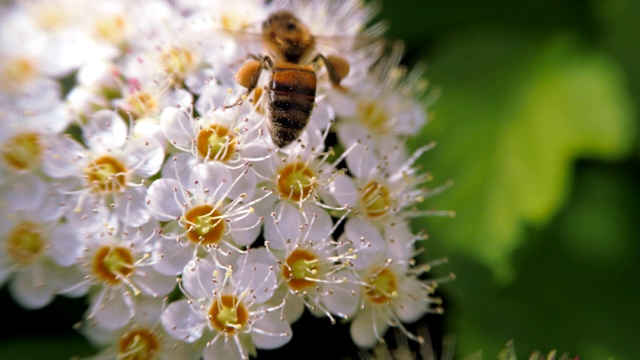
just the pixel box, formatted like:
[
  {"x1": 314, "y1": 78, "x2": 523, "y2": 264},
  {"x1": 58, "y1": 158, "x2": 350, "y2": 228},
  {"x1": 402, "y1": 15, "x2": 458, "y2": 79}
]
[
  {"x1": 251, "y1": 311, "x2": 292, "y2": 350},
  {"x1": 181, "y1": 258, "x2": 218, "y2": 299},
  {"x1": 383, "y1": 220, "x2": 414, "y2": 262},
  {"x1": 42, "y1": 136, "x2": 86, "y2": 178},
  {"x1": 263, "y1": 202, "x2": 299, "y2": 249},
  {"x1": 241, "y1": 143, "x2": 273, "y2": 178},
  {"x1": 345, "y1": 141, "x2": 379, "y2": 179},
  {"x1": 327, "y1": 172, "x2": 358, "y2": 208},
  {"x1": 55, "y1": 265, "x2": 89, "y2": 298},
  {"x1": 394, "y1": 277, "x2": 429, "y2": 323},
  {"x1": 133, "y1": 268, "x2": 177, "y2": 297},
  {"x1": 3, "y1": 174, "x2": 46, "y2": 212},
  {"x1": 229, "y1": 211, "x2": 261, "y2": 247},
  {"x1": 234, "y1": 262, "x2": 276, "y2": 304},
  {"x1": 132, "y1": 118, "x2": 168, "y2": 152},
  {"x1": 345, "y1": 218, "x2": 385, "y2": 270},
  {"x1": 153, "y1": 238, "x2": 194, "y2": 276},
  {"x1": 38, "y1": 101, "x2": 71, "y2": 135},
  {"x1": 226, "y1": 167, "x2": 257, "y2": 200},
  {"x1": 282, "y1": 293, "x2": 305, "y2": 324},
  {"x1": 9, "y1": 267, "x2": 55, "y2": 309},
  {"x1": 301, "y1": 203, "x2": 333, "y2": 242},
  {"x1": 114, "y1": 187, "x2": 150, "y2": 227},
  {"x1": 350, "y1": 308, "x2": 389, "y2": 348},
  {"x1": 34, "y1": 185, "x2": 66, "y2": 223},
  {"x1": 203, "y1": 335, "x2": 243, "y2": 360},
  {"x1": 146, "y1": 178, "x2": 183, "y2": 221},
  {"x1": 322, "y1": 269, "x2": 361, "y2": 318},
  {"x1": 245, "y1": 247, "x2": 277, "y2": 267},
  {"x1": 48, "y1": 223, "x2": 82, "y2": 267},
  {"x1": 161, "y1": 106, "x2": 194, "y2": 149},
  {"x1": 328, "y1": 90, "x2": 357, "y2": 118},
  {"x1": 190, "y1": 162, "x2": 232, "y2": 199},
  {"x1": 83, "y1": 110, "x2": 127, "y2": 151},
  {"x1": 92, "y1": 287, "x2": 134, "y2": 330},
  {"x1": 165, "y1": 88, "x2": 194, "y2": 109},
  {"x1": 161, "y1": 300, "x2": 205, "y2": 343},
  {"x1": 125, "y1": 137, "x2": 165, "y2": 178},
  {"x1": 337, "y1": 122, "x2": 368, "y2": 149},
  {"x1": 131, "y1": 296, "x2": 165, "y2": 327}
]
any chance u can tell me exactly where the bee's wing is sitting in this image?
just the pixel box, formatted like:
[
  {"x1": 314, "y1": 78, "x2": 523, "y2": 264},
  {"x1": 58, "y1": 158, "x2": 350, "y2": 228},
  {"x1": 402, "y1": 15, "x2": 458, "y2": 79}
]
[
  {"x1": 213, "y1": 29, "x2": 266, "y2": 60},
  {"x1": 313, "y1": 23, "x2": 388, "y2": 58}
]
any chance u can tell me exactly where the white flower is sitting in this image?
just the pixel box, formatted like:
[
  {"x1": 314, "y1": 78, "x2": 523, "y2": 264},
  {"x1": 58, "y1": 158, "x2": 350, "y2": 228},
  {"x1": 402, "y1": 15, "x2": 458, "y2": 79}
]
[
  {"x1": 161, "y1": 254, "x2": 291, "y2": 360},
  {"x1": 42, "y1": 110, "x2": 164, "y2": 228},
  {"x1": 146, "y1": 160, "x2": 264, "y2": 275},
  {"x1": 66, "y1": 61, "x2": 123, "y2": 121},
  {"x1": 83, "y1": 296, "x2": 198, "y2": 360},
  {"x1": 0, "y1": 197, "x2": 82, "y2": 309},
  {"x1": 70, "y1": 219, "x2": 176, "y2": 330},
  {"x1": 329, "y1": 143, "x2": 441, "y2": 230},
  {"x1": 159, "y1": 105, "x2": 264, "y2": 198},
  {"x1": 263, "y1": 220, "x2": 364, "y2": 324},
  {"x1": 114, "y1": 55, "x2": 193, "y2": 122},
  {"x1": 345, "y1": 229, "x2": 449, "y2": 348},
  {"x1": 0, "y1": 84, "x2": 70, "y2": 207},
  {"x1": 332, "y1": 43, "x2": 429, "y2": 154}
]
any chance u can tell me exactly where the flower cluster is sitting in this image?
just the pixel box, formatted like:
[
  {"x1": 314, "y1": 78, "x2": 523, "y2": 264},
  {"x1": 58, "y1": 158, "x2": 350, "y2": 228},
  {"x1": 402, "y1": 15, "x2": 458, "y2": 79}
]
[{"x1": 0, "y1": 0, "x2": 449, "y2": 359}]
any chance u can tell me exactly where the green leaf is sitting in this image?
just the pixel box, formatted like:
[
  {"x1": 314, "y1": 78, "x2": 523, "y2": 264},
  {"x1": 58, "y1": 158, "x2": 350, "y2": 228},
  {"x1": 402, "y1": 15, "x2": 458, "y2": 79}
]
[
  {"x1": 592, "y1": 0, "x2": 640, "y2": 157},
  {"x1": 444, "y1": 161, "x2": 640, "y2": 359},
  {"x1": 414, "y1": 31, "x2": 636, "y2": 281}
]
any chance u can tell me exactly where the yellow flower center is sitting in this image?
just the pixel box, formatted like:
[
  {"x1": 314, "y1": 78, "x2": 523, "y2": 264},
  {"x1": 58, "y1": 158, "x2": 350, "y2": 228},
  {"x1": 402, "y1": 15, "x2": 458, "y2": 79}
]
[
  {"x1": 357, "y1": 101, "x2": 389, "y2": 133},
  {"x1": 196, "y1": 124, "x2": 236, "y2": 163},
  {"x1": 95, "y1": 15, "x2": 127, "y2": 44},
  {"x1": 118, "y1": 328, "x2": 160, "y2": 360},
  {"x1": 126, "y1": 91, "x2": 158, "y2": 119},
  {"x1": 7, "y1": 222, "x2": 46, "y2": 264},
  {"x1": 2, "y1": 132, "x2": 42, "y2": 171},
  {"x1": 365, "y1": 267, "x2": 398, "y2": 305},
  {"x1": 2, "y1": 58, "x2": 36, "y2": 88},
  {"x1": 360, "y1": 181, "x2": 392, "y2": 219},
  {"x1": 282, "y1": 249, "x2": 320, "y2": 291},
  {"x1": 183, "y1": 205, "x2": 226, "y2": 245},
  {"x1": 276, "y1": 162, "x2": 315, "y2": 202},
  {"x1": 92, "y1": 246, "x2": 135, "y2": 285},
  {"x1": 161, "y1": 46, "x2": 196, "y2": 84},
  {"x1": 84, "y1": 155, "x2": 127, "y2": 193},
  {"x1": 208, "y1": 294, "x2": 249, "y2": 335}
]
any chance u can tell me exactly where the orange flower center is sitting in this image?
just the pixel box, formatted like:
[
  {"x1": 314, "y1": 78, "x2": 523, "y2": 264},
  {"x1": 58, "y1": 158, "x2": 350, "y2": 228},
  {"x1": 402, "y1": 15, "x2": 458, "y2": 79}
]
[
  {"x1": 365, "y1": 267, "x2": 397, "y2": 305},
  {"x1": 84, "y1": 155, "x2": 127, "y2": 192},
  {"x1": 196, "y1": 124, "x2": 236, "y2": 163},
  {"x1": 282, "y1": 249, "x2": 320, "y2": 291},
  {"x1": 360, "y1": 181, "x2": 392, "y2": 219},
  {"x1": 2, "y1": 132, "x2": 42, "y2": 171},
  {"x1": 92, "y1": 246, "x2": 135, "y2": 285},
  {"x1": 182, "y1": 204, "x2": 226, "y2": 245},
  {"x1": 118, "y1": 328, "x2": 160, "y2": 360},
  {"x1": 7, "y1": 221, "x2": 45, "y2": 264},
  {"x1": 208, "y1": 294, "x2": 249, "y2": 335},
  {"x1": 276, "y1": 162, "x2": 315, "y2": 202}
]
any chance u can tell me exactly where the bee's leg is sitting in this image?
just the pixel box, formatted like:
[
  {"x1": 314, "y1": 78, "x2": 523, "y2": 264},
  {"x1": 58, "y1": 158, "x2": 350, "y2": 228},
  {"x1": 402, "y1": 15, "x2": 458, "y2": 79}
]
[
  {"x1": 312, "y1": 54, "x2": 350, "y2": 87},
  {"x1": 223, "y1": 56, "x2": 273, "y2": 109}
]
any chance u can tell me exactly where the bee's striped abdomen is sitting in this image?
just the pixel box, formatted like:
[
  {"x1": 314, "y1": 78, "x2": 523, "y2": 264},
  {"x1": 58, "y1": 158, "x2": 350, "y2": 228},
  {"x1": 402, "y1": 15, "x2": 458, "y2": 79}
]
[{"x1": 268, "y1": 64, "x2": 316, "y2": 147}]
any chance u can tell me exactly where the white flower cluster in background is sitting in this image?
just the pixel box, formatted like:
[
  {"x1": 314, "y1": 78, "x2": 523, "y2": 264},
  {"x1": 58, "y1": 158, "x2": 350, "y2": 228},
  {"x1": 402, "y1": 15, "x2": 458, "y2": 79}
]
[{"x1": 0, "y1": 0, "x2": 451, "y2": 359}]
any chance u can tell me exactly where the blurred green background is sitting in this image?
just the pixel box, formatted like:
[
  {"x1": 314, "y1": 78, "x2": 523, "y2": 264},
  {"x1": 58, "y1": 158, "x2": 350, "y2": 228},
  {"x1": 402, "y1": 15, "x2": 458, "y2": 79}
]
[
  {"x1": 1, "y1": 0, "x2": 639, "y2": 359},
  {"x1": 386, "y1": 0, "x2": 639, "y2": 359}
]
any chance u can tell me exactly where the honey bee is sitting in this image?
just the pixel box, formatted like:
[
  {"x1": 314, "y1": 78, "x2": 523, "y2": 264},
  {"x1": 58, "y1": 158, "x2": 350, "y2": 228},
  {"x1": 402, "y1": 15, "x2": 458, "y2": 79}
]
[{"x1": 231, "y1": 11, "x2": 351, "y2": 148}]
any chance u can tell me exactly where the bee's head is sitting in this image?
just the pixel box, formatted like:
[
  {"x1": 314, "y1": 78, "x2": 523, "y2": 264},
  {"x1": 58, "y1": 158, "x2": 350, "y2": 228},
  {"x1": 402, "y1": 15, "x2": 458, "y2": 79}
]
[{"x1": 263, "y1": 11, "x2": 314, "y2": 63}]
